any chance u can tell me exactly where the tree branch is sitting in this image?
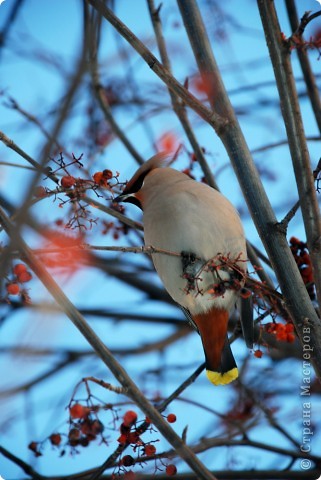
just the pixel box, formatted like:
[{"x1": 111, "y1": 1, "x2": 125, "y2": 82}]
[
  {"x1": 0, "y1": 205, "x2": 217, "y2": 480},
  {"x1": 257, "y1": 0, "x2": 321, "y2": 310},
  {"x1": 176, "y1": 0, "x2": 321, "y2": 380}
]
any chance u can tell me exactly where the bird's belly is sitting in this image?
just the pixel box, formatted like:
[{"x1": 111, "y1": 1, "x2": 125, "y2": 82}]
[{"x1": 143, "y1": 197, "x2": 246, "y2": 314}]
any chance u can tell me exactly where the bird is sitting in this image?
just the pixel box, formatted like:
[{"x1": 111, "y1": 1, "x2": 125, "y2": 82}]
[{"x1": 114, "y1": 153, "x2": 248, "y2": 386}]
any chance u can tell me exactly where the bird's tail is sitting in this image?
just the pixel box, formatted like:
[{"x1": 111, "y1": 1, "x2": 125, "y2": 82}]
[{"x1": 193, "y1": 308, "x2": 238, "y2": 386}]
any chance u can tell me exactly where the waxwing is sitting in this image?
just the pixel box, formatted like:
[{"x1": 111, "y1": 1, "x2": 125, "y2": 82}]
[{"x1": 115, "y1": 153, "x2": 248, "y2": 386}]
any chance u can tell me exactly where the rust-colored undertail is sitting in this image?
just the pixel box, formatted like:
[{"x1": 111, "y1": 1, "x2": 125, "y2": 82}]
[{"x1": 193, "y1": 308, "x2": 238, "y2": 386}]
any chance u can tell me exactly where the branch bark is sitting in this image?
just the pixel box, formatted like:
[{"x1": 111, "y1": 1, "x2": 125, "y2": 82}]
[
  {"x1": 257, "y1": 0, "x2": 321, "y2": 319},
  {"x1": 285, "y1": 0, "x2": 321, "y2": 135}
]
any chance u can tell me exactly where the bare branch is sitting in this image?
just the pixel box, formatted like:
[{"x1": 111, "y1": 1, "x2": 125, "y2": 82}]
[
  {"x1": 257, "y1": 0, "x2": 321, "y2": 307},
  {"x1": 0, "y1": 204, "x2": 217, "y2": 480}
]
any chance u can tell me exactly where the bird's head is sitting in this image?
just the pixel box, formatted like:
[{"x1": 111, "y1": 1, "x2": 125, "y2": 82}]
[{"x1": 113, "y1": 152, "x2": 173, "y2": 209}]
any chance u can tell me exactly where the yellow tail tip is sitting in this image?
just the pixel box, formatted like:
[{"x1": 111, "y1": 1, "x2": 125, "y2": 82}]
[{"x1": 206, "y1": 368, "x2": 239, "y2": 386}]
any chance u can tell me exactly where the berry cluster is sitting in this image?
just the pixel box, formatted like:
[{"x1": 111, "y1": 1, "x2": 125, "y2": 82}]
[
  {"x1": 28, "y1": 393, "x2": 178, "y2": 478},
  {"x1": 116, "y1": 410, "x2": 177, "y2": 477},
  {"x1": 6, "y1": 263, "x2": 32, "y2": 303},
  {"x1": 32, "y1": 150, "x2": 133, "y2": 242},
  {"x1": 265, "y1": 322, "x2": 296, "y2": 343},
  {"x1": 290, "y1": 237, "x2": 315, "y2": 300}
]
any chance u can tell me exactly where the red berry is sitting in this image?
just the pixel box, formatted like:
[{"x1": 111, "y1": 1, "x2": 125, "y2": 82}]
[
  {"x1": 123, "y1": 410, "x2": 137, "y2": 427},
  {"x1": 166, "y1": 413, "x2": 176, "y2": 423},
  {"x1": 254, "y1": 349, "x2": 263, "y2": 358},
  {"x1": 61, "y1": 176, "x2": 76, "y2": 188},
  {"x1": 50, "y1": 433, "x2": 61, "y2": 446},
  {"x1": 6, "y1": 283, "x2": 20, "y2": 295},
  {"x1": 285, "y1": 323, "x2": 294, "y2": 333},
  {"x1": 13, "y1": 263, "x2": 27, "y2": 276},
  {"x1": 166, "y1": 464, "x2": 177, "y2": 476},
  {"x1": 69, "y1": 403, "x2": 89, "y2": 419},
  {"x1": 144, "y1": 444, "x2": 156, "y2": 456},
  {"x1": 17, "y1": 270, "x2": 32, "y2": 283}
]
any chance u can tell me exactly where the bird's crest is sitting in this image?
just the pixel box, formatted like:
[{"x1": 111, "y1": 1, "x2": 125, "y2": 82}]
[{"x1": 123, "y1": 152, "x2": 173, "y2": 195}]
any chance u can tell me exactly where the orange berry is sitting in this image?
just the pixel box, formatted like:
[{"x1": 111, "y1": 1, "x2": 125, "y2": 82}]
[
  {"x1": 69, "y1": 403, "x2": 89, "y2": 419},
  {"x1": 166, "y1": 413, "x2": 176, "y2": 423},
  {"x1": 166, "y1": 464, "x2": 177, "y2": 476},
  {"x1": 13, "y1": 263, "x2": 27, "y2": 276},
  {"x1": 6, "y1": 283, "x2": 20, "y2": 295},
  {"x1": 123, "y1": 410, "x2": 137, "y2": 427},
  {"x1": 93, "y1": 171, "x2": 109, "y2": 187},
  {"x1": 254, "y1": 349, "x2": 263, "y2": 358},
  {"x1": 144, "y1": 444, "x2": 156, "y2": 456},
  {"x1": 17, "y1": 270, "x2": 32, "y2": 283},
  {"x1": 61, "y1": 176, "x2": 76, "y2": 188},
  {"x1": 93, "y1": 171, "x2": 103, "y2": 183}
]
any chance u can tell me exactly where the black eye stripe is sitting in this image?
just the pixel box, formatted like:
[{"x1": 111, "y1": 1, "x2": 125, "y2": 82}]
[{"x1": 125, "y1": 169, "x2": 149, "y2": 194}]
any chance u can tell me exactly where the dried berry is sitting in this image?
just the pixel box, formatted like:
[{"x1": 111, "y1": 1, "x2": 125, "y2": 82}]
[
  {"x1": 50, "y1": 433, "x2": 62, "y2": 446},
  {"x1": 166, "y1": 464, "x2": 177, "y2": 476},
  {"x1": 61, "y1": 176, "x2": 76, "y2": 188},
  {"x1": 144, "y1": 444, "x2": 156, "y2": 456},
  {"x1": 122, "y1": 455, "x2": 135, "y2": 467}
]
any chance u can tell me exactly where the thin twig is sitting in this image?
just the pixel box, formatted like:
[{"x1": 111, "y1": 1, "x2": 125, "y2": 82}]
[
  {"x1": 85, "y1": 4, "x2": 145, "y2": 165},
  {"x1": 147, "y1": 0, "x2": 218, "y2": 189}
]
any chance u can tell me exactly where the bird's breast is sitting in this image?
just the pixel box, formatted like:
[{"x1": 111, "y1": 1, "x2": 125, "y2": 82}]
[{"x1": 143, "y1": 187, "x2": 246, "y2": 314}]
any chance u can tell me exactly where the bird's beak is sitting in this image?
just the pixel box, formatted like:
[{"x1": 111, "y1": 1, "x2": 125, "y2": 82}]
[
  {"x1": 113, "y1": 193, "x2": 128, "y2": 203},
  {"x1": 113, "y1": 193, "x2": 130, "y2": 203}
]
